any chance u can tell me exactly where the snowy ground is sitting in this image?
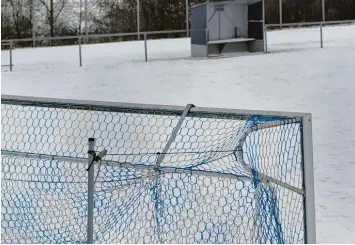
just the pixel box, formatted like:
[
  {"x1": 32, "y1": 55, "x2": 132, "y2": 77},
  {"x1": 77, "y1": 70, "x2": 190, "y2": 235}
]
[{"x1": 2, "y1": 24, "x2": 355, "y2": 243}]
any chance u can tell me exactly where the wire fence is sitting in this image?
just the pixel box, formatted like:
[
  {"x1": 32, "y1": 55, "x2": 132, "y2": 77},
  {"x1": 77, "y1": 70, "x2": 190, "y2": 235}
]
[
  {"x1": 1, "y1": 20, "x2": 353, "y2": 72},
  {"x1": 1, "y1": 29, "x2": 206, "y2": 71},
  {"x1": 264, "y1": 19, "x2": 355, "y2": 53},
  {"x1": 1, "y1": 95, "x2": 315, "y2": 243}
]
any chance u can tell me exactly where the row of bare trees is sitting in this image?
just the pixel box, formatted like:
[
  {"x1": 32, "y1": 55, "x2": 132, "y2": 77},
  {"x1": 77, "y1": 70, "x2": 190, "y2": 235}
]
[
  {"x1": 266, "y1": 0, "x2": 355, "y2": 23},
  {"x1": 1, "y1": 0, "x2": 85, "y2": 43},
  {"x1": 1, "y1": 0, "x2": 354, "y2": 44}
]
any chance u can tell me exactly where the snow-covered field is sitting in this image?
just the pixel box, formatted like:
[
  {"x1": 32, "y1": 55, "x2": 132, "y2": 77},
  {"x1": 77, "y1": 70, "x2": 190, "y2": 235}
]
[{"x1": 2, "y1": 24, "x2": 355, "y2": 243}]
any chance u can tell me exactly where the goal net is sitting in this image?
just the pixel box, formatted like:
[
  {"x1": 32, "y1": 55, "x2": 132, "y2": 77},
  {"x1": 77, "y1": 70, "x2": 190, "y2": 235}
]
[{"x1": 1, "y1": 95, "x2": 315, "y2": 244}]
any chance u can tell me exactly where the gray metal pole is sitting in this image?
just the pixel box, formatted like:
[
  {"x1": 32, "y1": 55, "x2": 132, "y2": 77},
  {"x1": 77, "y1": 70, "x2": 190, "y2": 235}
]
[
  {"x1": 218, "y1": 10, "x2": 221, "y2": 40},
  {"x1": 31, "y1": 0, "x2": 36, "y2": 47},
  {"x1": 322, "y1": 0, "x2": 325, "y2": 22},
  {"x1": 84, "y1": 0, "x2": 88, "y2": 43},
  {"x1": 79, "y1": 0, "x2": 82, "y2": 35},
  {"x1": 9, "y1": 41, "x2": 13, "y2": 72},
  {"x1": 301, "y1": 114, "x2": 316, "y2": 243},
  {"x1": 144, "y1": 33, "x2": 148, "y2": 62},
  {"x1": 205, "y1": 29, "x2": 209, "y2": 57},
  {"x1": 320, "y1": 24, "x2": 323, "y2": 48},
  {"x1": 279, "y1": 0, "x2": 282, "y2": 28},
  {"x1": 264, "y1": 26, "x2": 268, "y2": 53},
  {"x1": 262, "y1": 0, "x2": 267, "y2": 53},
  {"x1": 137, "y1": 0, "x2": 140, "y2": 40},
  {"x1": 87, "y1": 138, "x2": 95, "y2": 244},
  {"x1": 79, "y1": 36, "x2": 82, "y2": 66},
  {"x1": 155, "y1": 104, "x2": 194, "y2": 168},
  {"x1": 185, "y1": 0, "x2": 189, "y2": 37}
]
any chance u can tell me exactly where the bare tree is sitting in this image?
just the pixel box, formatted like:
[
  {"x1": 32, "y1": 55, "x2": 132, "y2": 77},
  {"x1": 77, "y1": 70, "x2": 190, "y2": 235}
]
[
  {"x1": 2, "y1": 0, "x2": 354, "y2": 44},
  {"x1": 1, "y1": 0, "x2": 32, "y2": 38},
  {"x1": 38, "y1": 0, "x2": 66, "y2": 36}
]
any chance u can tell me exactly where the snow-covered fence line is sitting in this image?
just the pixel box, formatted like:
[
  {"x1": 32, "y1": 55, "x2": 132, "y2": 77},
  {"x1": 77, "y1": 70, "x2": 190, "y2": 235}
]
[
  {"x1": 0, "y1": 29, "x2": 205, "y2": 71},
  {"x1": 1, "y1": 20, "x2": 354, "y2": 71},
  {"x1": 264, "y1": 19, "x2": 355, "y2": 53}
]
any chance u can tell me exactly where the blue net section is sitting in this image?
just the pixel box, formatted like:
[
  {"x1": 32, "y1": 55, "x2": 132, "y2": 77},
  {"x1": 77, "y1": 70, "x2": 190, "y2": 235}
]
[
  {"x1": 1, "y1": 155, "x2": 88, "y2": 243},
  {"x1": 1, "y1": 98, "x2": 305, "y2": 243}
]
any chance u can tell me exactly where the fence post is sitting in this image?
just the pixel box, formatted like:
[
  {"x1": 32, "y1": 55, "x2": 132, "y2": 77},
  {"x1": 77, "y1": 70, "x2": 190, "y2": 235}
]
[
  {"x1": 79, "y1": 36, "x2": 83, "y2": 67},
  {"x1": 320, "y1": 24, "x2": 323, "y2": 48},
  {"x1": 87, "y1": 138, "x2": 95, "y2": 244},
  {"x1": 205, "y1": 29, "x2": 209, "y2": 57},
  {"x1": 322, "y1": 0, "x2": 325, "y2": 22},
  {"x1": 279, "y1": 0, "x2": 282, "y2": 29},
  {"x1": 144, "y1": 33, "x2": 148, "y2": 62},
  {"x1": 85, "y1": 0, "x2": 89, "y2": 44},
  {"x1": 9, "y1": 41, "x2": 13, "y2": 72},
  {"x1": 262, "y1": 0, "x2": 267, "y2": 54},
  {"x1": 137, "y1": 0, "x2": 140, "y2": 40},
  {"x1": 185, "y1": 0, "x2": 189, "y2": 37},
  {"x1": 264, "y1": 26, "x2": 268, "y2": 54}
]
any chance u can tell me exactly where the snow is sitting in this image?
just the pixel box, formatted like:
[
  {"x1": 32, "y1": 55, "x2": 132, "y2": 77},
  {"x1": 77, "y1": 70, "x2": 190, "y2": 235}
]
[{"x1": 2, "y1": 24, "x2": 355, "y2": 243}]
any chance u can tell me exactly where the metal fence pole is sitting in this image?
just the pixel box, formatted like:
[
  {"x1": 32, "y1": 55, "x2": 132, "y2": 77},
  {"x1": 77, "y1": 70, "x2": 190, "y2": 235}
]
[
  {"x1": 262, "y1": 0, "x2": 267, "y2": 54},
  {"x1": 85, "y1": 0, "x2": 88, "y2": 43},
  {"x1": 279, "y1": 0, "x2": 282, "y2": 29},
  {"x1": 320, "y1": 24, "x2": 323, "y2": 48},
  {"x1": 137, "y1": 0, "x2": 140, "y2": 40},
  {"x1": 79, "y1": 36, "x2": 83, "y2": 67},
  {"x1": 87, "y1": 138, "x2": 95, "y2": 244},
  {"x1": 322, "y1": 0, "x2": 325, "y2": 22},
  {"x1": 144, "y1": 33, "x2": 148, "y2": 62},
  {"x1": 9, "y1": 41, "x2": 13, "y2": 72},
  {"x1": 264, "y1": 26, "x2": 268, "y2": 53},
  {"x1": 186, "y1": 0, "x2": 189, "y2": 37},
  {"x1": 205, "y1": 29, "x2": 209, "y2": 58},
  {"x1": 31, "y1": 0, "x2": 36, "y2": 47}
]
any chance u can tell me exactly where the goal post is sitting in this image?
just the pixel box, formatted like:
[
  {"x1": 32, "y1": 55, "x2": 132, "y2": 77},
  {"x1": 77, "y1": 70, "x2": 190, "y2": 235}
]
[
  {"x1": 301, "y1": 113, "x2": 316, "y2": 244},
  {"x1": 1, "y1": 94, "x2": 315, "y2": 243}
]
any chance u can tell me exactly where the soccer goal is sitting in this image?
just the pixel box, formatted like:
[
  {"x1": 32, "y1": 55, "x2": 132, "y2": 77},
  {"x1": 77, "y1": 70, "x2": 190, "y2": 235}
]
[{"x1": 1, "y1": 95, "x2": 315, "y2": 244}]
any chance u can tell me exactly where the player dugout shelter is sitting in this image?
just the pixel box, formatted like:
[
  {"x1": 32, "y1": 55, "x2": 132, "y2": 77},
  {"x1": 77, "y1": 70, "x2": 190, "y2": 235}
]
[{"x1": 190, "y1": 0, "x2": 265, "y2": 57}]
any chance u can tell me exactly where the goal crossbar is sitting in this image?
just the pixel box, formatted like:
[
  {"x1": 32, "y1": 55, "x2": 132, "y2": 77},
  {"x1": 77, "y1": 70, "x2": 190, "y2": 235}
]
[{"x1": 1, "y1": 94, "x2": 309, "y2": 119}]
